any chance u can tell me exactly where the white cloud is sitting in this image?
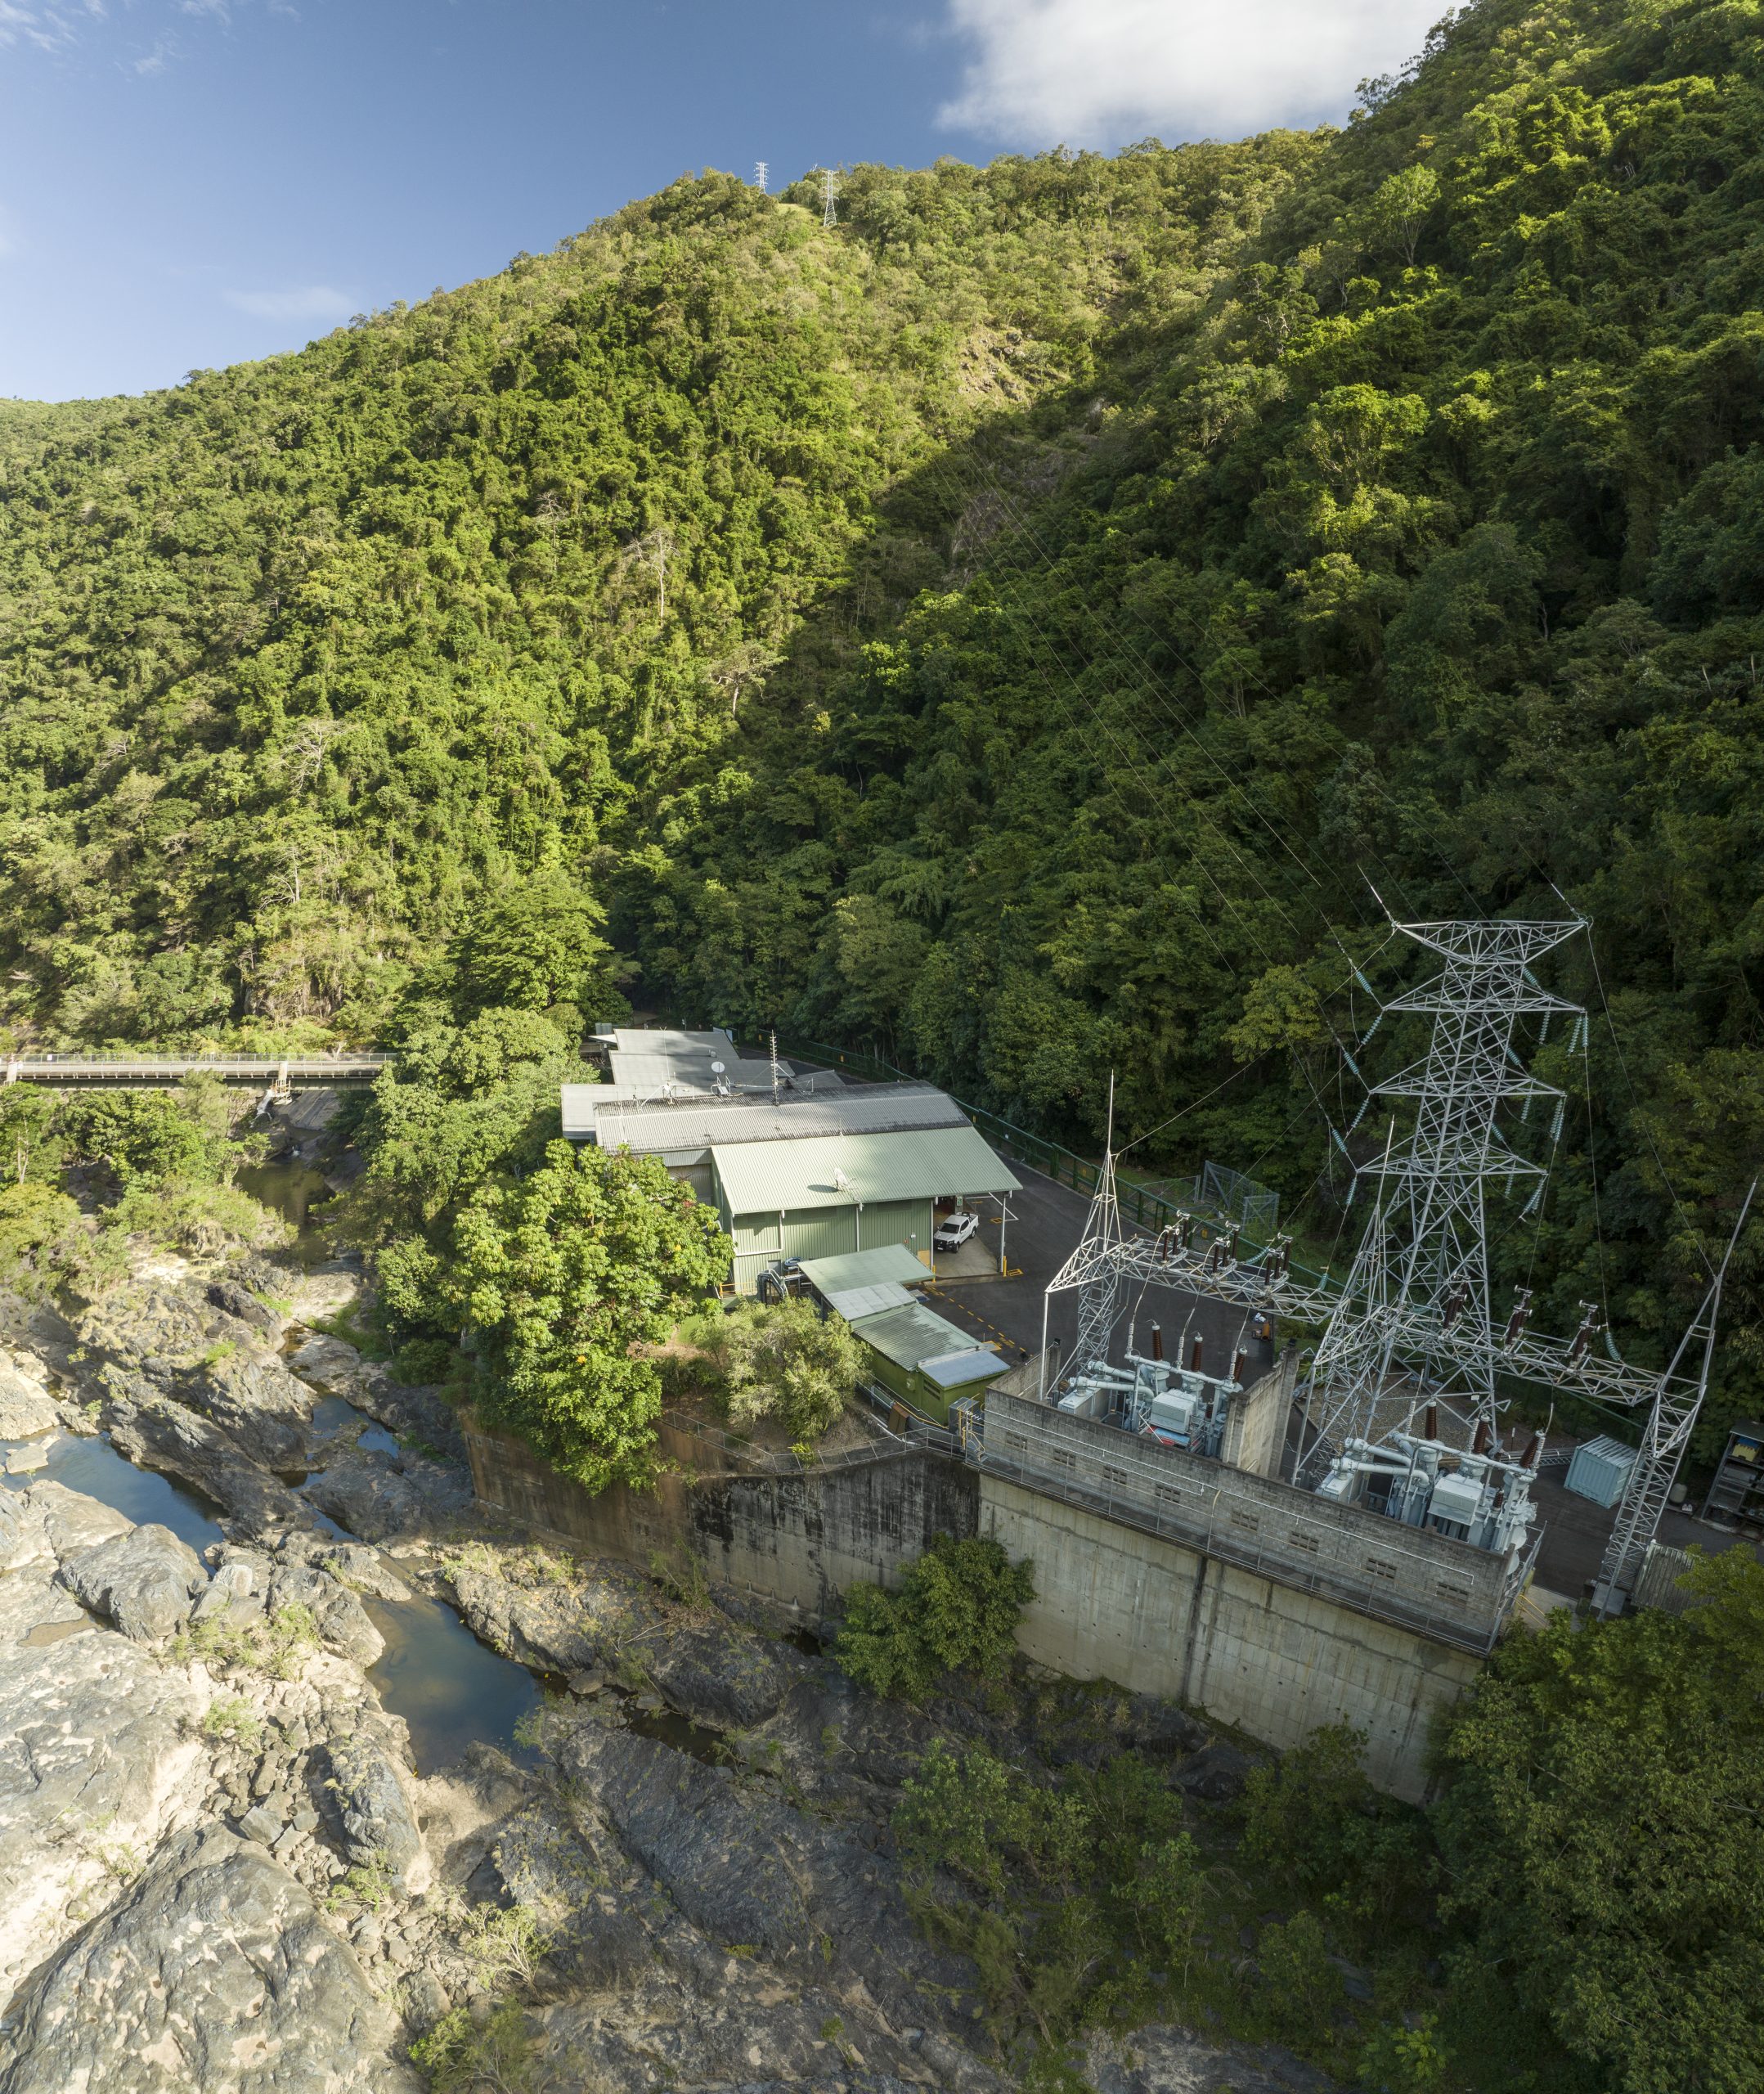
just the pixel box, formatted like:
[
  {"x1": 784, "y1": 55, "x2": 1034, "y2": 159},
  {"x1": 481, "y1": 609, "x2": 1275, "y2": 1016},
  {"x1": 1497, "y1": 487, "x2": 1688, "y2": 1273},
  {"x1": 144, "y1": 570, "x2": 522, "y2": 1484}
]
[
  {"x1": 0, "y1": 0, "x2": 292, "y2": 66},
  {"x1": 940, "y1": 0, "x2": 1444, "y2": 146},
  {"x1": 222, "y1": 284, "x2": 352, "y2": 323},
  {"x1": 0, "y1": 2, "x2": 101, "y2": 56}
]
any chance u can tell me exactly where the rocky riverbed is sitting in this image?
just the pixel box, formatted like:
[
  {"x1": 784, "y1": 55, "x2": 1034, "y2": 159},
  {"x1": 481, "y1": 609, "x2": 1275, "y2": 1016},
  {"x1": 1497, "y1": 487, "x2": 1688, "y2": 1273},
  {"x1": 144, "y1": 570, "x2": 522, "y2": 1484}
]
[{"x1": 0, "y1": 1230, "x2": 1332, "y2": 2094}]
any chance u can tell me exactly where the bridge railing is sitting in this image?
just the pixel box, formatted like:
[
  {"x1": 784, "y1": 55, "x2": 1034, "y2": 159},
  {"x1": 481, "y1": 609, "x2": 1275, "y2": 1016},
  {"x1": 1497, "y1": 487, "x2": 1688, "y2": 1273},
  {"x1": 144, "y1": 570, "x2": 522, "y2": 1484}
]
[{"x1": 5, "y1": 1050, "x2": 393, "y2": 1067}]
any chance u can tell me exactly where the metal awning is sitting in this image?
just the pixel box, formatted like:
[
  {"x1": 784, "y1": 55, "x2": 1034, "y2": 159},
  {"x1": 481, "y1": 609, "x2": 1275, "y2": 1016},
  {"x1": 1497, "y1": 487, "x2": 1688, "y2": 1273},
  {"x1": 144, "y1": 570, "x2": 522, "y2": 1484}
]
[
  {"x1": 797, "y1": 1244, "x2": 931, "y2": 1293},
  {"x1": 824, "y1": 1280, "x2": 919, "y2": 1321},
  {"x1": 918, "y1": 1346, "x2": 1007, "y2": 1392}
]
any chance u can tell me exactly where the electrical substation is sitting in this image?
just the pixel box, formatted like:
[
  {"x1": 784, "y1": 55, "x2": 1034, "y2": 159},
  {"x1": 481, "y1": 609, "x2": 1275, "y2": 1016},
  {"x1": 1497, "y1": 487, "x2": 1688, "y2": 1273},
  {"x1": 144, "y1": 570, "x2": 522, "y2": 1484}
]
[{"x1": 1034, "y1": 913, "x2": 1748, "y2": 1622}]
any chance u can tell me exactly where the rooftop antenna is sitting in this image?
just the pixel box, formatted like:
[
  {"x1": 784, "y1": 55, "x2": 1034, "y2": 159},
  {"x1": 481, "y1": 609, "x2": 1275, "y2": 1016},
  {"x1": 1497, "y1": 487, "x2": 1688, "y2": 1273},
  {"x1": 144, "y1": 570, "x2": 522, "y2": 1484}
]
[
  {"x1": 754, "y1": 160, "x2": 769, "y2": 194},
  {"x1": 822, "y1": 167, "x2": 837, "y2": 228},
  {"x1": 769, "y1": 1030, "x2": 782, "y2": 1107}
]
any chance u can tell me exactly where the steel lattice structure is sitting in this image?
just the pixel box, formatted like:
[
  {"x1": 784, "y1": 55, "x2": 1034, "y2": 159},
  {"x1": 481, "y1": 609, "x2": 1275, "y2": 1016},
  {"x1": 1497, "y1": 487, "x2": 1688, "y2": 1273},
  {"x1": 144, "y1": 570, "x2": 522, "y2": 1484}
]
[
  {"x1": 1040, "y1": 915, "x2": 1744, "y2": 1611},
  {"x1": 1300, "y1": 916, "x2": 1582, "y2": 1469}
]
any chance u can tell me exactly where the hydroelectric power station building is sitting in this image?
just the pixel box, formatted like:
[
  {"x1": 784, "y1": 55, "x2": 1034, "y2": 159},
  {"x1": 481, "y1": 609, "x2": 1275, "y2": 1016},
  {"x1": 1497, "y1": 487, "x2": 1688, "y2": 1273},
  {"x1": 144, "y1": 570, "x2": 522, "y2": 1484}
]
[{"x1": 562, "y1": 1030, "x2": 1019, "y2": 1292}]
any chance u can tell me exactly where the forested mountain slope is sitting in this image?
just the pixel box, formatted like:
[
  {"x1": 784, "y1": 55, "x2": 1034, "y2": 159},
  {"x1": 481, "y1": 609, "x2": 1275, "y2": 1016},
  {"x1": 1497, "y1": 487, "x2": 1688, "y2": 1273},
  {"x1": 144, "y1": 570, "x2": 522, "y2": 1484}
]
[{"x1": 2, "y1": 0, "x2": 1762, "y2": 1431}]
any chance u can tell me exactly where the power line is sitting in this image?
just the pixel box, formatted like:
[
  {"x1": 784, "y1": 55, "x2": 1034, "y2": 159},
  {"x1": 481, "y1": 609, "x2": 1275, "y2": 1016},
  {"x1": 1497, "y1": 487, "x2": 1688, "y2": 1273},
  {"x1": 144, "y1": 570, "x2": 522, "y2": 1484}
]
[{"x1": 1586, "y1": 935, "x2": 1715, "y2": 1280}]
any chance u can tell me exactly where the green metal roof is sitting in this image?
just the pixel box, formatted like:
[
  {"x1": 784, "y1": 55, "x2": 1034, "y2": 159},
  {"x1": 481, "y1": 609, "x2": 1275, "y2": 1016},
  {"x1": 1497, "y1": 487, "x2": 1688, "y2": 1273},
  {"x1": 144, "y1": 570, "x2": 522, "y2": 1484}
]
[
  {"x1": 850, "y1": 1300, "x2": 999, "y2": 1376},
  {"x1": 710, "y1": 1125, "x2": 1018, "y2": 1216},
  {"x1": 796, "y1": 1244, "x2": 931, "y2": 1293}
]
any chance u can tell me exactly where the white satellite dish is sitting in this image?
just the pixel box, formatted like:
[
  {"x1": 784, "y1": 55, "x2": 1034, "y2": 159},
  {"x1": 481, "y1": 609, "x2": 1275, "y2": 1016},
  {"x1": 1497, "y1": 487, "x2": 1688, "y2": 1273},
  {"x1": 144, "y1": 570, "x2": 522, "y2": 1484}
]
[
  {"x1": 710, "y1": 1060, "x2": 726, "y2": 1075},
  {"x1": 833, "y1": 1167, "x2": 854, "y2": 1193}
]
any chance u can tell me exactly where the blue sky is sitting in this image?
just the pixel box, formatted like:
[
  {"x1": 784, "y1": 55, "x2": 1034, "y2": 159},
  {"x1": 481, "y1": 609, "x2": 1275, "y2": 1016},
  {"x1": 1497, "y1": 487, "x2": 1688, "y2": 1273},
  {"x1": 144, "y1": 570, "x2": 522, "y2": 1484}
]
[{"x1": 0, "y1": 1, "x2": 1443, "y2": 402}]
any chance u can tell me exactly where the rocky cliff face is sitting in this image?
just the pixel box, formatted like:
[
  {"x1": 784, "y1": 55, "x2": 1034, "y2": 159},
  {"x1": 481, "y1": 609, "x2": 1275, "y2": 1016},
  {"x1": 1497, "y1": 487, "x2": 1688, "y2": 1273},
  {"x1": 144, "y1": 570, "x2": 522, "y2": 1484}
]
[{"x1": 0, "y1": 1245, "x2": 1329, "y2": 2094}]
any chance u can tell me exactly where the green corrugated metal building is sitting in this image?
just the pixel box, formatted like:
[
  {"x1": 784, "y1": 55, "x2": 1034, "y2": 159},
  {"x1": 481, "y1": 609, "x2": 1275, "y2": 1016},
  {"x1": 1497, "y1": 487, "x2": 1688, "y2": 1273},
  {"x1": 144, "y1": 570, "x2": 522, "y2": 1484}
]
[{"x1": 709, "y1": 1126, "x2": 1018, "y2": 1292}]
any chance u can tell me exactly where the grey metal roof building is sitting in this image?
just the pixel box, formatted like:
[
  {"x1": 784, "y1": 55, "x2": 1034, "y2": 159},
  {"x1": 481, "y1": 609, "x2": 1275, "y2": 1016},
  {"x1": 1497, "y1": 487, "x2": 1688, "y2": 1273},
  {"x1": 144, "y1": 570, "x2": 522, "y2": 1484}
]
[
  {"x1": 709, "y1": 1126, "x2": 1014, "y2": 1215},
  {"x1": 606, "y1": 1050, "x2": 788, "y2": 1092},
  {"x1": 590, "y1": 1026, "x2": 737, "y2": 1059},
  {"x1": 560, "y1": 1073, "x2": 1018, "y2": 1293},
  {"x1": 568, "y1": 1084, "x2": 964, "y2": 1153}
]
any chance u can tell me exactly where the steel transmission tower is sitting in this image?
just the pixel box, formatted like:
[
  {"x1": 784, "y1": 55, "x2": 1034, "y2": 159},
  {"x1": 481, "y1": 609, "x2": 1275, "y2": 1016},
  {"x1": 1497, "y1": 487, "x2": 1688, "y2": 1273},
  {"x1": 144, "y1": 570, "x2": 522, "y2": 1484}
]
[
  {"x1": 1300, "y1": 916, "x2": 1582, "y2": 1472},
  {"x1": 1038, "y1": 912, "x2": 1744, "y2": 1606},
  {"x1": 1040, "y1": 1078, "x2": 1124, "y2": 1391},
  {"x1": 822, "y1": 168, "x2": 837, "y2": 227}
]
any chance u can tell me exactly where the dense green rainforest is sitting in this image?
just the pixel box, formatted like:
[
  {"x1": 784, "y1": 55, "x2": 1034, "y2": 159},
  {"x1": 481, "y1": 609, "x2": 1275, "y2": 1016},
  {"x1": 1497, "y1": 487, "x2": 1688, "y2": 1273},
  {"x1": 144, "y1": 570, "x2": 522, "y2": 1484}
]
[{"x1": 4, "y1": 0, "x2": 1764, "y2": 1441}]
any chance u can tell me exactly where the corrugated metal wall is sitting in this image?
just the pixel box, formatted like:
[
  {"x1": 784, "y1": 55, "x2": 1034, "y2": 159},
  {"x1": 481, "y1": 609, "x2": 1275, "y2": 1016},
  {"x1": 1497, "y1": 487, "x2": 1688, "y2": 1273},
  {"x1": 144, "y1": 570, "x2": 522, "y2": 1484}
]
[{"x1": 726, "y1": 1197, "x2": 933, "y2": 1292}]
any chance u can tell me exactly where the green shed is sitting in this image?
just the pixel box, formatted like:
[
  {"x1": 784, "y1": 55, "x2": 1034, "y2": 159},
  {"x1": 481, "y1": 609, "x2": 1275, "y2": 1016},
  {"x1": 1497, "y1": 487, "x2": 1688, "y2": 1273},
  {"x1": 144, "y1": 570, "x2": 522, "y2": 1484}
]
[
  {"x1": 709, "y1": 1125, "x2": 1018, "y2": 1293},
  {"x1": 848, "y1": 1299, "x2": 1008, "y2": 1425}
]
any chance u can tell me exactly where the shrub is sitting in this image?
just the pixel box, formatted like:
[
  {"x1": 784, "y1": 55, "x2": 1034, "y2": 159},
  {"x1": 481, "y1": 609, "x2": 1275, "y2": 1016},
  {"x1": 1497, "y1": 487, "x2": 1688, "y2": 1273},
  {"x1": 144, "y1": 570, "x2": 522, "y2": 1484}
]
[
  {"x1": 410, "y1": 2001, "x2": 532, "y2": 2093},
  {"x1": 1257, "y1": 1910, "x2": 1343, "y2": 2047},
  {"x1": 389, "y1": 1334, "x2": 456, "y2": 1386},
  {"x1": 707, "y1": 1295, "x2": 864, "y2": 1442},
  {"x1": 1240, "y1": 1723, "x2": 1430, "y2": 1950},
  {"x1": 837, "y1": 1533, "x2": 1033, "y2": 1701},
  {"x1": 894, "y1": 1741, "x2": 1201, "y2": 2044},
  {"x1": 200, "y1": 1696, "x2": 263, "y2": 1748}
]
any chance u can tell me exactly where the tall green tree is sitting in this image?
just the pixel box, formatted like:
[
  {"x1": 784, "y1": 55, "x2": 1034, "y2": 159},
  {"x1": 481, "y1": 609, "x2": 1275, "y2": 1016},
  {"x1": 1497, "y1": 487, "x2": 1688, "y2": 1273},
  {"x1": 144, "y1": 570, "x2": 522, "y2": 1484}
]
[
  {"x1": 1434, "y1": 1550, "x2": 1764, "y2": 2094},
  {"x1": 447, "y1": 1139, "x2": 729, "y2": 1490}
]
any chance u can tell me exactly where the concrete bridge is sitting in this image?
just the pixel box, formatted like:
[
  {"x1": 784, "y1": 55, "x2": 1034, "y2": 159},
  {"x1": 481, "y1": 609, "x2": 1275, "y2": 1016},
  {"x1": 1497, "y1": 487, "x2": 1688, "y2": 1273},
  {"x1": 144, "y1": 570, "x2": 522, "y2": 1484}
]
[{"x1": 2, "y1": 1052, "x2": 393, "y2": 1094}]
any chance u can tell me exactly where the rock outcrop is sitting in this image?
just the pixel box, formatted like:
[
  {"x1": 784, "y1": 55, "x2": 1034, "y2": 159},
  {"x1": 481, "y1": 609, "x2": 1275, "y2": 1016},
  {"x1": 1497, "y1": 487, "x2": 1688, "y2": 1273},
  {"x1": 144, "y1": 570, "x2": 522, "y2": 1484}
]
[
  {"x1": 0, "y1": 1505, "x2": 208, "y2": 2008},
  {"x1": 101, "y1": 1375, "x2": 313, "y2": 1539},
  {"x1": 0, "y1": 1247, "x2": 1332, "y2": 2094},
  {"x1": 325, "y1": 1725, "x2": 429, "y2": 1894},
  {"x1": 0, "y1": 1827, "x2": 419, "y2": 2094},
  {"x1": 57, "y1": 1523, "x2": 208, "y2": 1643},
  {"x1": 0, "y1": 1347, "x2": 56, "y2": 1442},
  {"x1": 446, "y1": 1554, "x2": 801, "y2": 1728}
]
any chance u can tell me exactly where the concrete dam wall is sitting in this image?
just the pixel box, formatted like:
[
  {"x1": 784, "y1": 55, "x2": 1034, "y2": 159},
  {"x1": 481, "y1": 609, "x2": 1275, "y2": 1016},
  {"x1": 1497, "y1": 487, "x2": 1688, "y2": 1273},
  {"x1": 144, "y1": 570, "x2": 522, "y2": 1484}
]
[{"x1": 465, "y1": 1404, "x2": 1491, "y2": 1799}]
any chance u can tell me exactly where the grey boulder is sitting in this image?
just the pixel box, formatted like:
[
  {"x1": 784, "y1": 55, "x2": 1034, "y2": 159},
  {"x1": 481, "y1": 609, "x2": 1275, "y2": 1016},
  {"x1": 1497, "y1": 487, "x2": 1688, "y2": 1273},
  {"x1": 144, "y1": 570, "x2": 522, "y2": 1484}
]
[
  {"x1": 58, "y1": 1523, "x2": 208, "y2": 1643},
  {"x1": 267, "y1": 1564, "x2": 384, "y2": 1666},
  {"x1": 0, "y1": 1362, "x2": 56, "y2": 1442},
  {"x1": 325, "y1": 1728, "x2": 426, "y2": 1892},
  {"x1": 29, "y1": 1477, "x2": 133, "y2": 1558},
  {"x1": 288, "y1": 1332, "x2": 365, "y2": 1394},
  {"x1": 0, "y1": 1826, "x2": 418, "y2": 2093},
  {"x1": 302, "y1": 1450, "x2": 428, "y2": 1542},
  {"x1": 1174, "y1": 1740, "x2": 1258, "y2": 1803},
  {"x1": 206, "y1": 1276, "x2": 285, "y2": 1339}
]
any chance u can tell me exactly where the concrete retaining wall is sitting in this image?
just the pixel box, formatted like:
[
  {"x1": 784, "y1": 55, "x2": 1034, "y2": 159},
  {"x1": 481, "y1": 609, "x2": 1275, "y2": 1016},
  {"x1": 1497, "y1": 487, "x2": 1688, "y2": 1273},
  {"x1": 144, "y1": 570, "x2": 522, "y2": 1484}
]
[
  {"x1": 980, "y1": 1476, "x2": 1479, "y2": 1800},
  {"x1": 983, "y1": 1388, "x2": 1519, "y2": 1652},
  {"x1": 465, "y1": 1418, "x2": 976, "y2": 1623},
  {"x1": 466, "y1": 1404, "x2": 1483, "y2": 1798}
]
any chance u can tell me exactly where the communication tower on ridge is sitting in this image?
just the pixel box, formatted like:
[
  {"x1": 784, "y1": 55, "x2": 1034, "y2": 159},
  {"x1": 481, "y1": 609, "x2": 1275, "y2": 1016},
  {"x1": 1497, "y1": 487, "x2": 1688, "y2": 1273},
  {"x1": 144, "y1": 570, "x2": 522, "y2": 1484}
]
[
  {"x1": 822, "y1": 168, "x2": 837, "y2": 227},
  {"x1": 1039, "y1": 912, "x2": 1749, "y2": 1614},
  {"x1": 754, "y1": 161, "x2": 768, "y2": 194}
]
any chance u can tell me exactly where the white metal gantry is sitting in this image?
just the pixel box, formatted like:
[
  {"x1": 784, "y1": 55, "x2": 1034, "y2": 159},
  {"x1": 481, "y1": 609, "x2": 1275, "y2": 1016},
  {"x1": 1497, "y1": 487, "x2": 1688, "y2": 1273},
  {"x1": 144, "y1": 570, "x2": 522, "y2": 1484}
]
[{"x1": 1039, "y1": 915, "x2": 1744, "y2": 1611}]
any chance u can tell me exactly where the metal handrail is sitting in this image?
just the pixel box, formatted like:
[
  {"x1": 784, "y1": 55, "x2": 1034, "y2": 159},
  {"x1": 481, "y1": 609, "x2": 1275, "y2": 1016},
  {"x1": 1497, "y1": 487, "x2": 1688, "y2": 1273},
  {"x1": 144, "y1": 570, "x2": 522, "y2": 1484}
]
[{"x1": 4, "y1": 1050, "x2": 392, "y2": 1067}]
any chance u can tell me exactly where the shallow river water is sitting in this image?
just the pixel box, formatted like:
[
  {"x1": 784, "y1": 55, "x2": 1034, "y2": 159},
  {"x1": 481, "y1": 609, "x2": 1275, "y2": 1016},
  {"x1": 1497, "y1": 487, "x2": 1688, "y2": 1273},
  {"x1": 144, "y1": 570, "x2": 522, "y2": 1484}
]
[
  {"x1": 4, "y1": 1150, "x2": 547, "y2": 1773},
  {"x1": 5, "y1": 1409, "x2": 543, "y2": 1773}
]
